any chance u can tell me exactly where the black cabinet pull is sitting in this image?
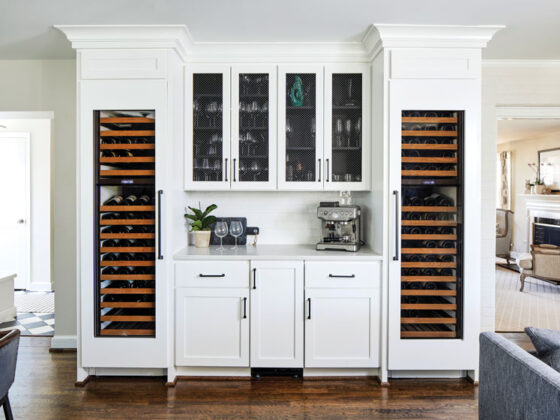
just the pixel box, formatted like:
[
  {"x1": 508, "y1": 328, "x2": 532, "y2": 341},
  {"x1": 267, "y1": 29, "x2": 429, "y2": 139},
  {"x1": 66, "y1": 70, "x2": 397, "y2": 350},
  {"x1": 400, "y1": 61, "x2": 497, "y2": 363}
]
[
  {"x1": 157, "y1": 190, "x2": 163, "y2": 260},
  {"x1": 328, "y1": 274, "x2": 355, "y2": 278},
  {"x1": 252, "y1": 268, "x2": 256, "y2": 289},
  {"x1": 326, "y1": 158, "x2": 330, "y2": 182},
  {"x1": 199, "y1": 273, "x2": 225, "y2": 278},
  {"x1": 233, "y1": 158, "x2": 237, "y2": 182},
  {"x1": 393, "y1": 190, "x2": 399, "y2": 261},
  {"x1": 318, "y1": 158, "x2": 321, "y2": 182},
  {"x1": 243, "y1": 297, "x2": 247, "y2": 319},
  {"x1": 307, "y1": 298, "x2": 311, "y2": 320},
  {"x1": 225, "y1": 158, "x2": 228, "y2": 182}
]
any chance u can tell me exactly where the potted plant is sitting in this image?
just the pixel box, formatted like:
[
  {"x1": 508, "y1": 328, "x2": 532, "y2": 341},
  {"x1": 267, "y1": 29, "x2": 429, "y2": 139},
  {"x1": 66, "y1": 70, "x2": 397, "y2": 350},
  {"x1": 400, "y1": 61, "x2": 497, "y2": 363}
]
[
  {"x1": 185, "y1": 204, "x2": 217, "y2": 248},
  {"x1": 528, "y1": 163, "x2": 546, "y2": 194}
]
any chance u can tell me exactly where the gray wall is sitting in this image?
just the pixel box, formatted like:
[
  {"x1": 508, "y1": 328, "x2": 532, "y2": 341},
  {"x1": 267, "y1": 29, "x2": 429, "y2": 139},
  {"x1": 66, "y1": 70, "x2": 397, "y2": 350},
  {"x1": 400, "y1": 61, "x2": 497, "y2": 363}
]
[{"x1": 0, "y1": 59, "x2": 77, "y2": 342}]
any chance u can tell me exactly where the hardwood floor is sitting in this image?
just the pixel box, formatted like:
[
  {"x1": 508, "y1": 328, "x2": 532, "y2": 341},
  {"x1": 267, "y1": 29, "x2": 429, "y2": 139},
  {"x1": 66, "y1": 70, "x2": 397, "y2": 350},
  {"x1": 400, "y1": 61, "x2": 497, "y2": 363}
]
[{"x1": 12, "y1": 334, "x2": 530, "y2": 419}]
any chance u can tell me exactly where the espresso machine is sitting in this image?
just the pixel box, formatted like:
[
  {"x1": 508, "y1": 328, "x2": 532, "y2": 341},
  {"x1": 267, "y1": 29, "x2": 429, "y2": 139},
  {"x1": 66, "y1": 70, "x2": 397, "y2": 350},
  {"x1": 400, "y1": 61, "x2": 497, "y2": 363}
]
[{"x1": 316, "y1": 202, "x2": 362, "y2": 252}]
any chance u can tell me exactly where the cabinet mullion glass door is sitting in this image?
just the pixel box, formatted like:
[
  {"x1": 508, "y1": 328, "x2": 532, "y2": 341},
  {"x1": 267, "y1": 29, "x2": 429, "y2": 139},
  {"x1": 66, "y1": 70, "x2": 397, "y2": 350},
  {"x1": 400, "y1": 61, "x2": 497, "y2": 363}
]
[
  {"x1": 232, "y1": 66, "x2": 276, "y2": 190},
  {"x1": 325, "y1": 66, "x2": 370, "y2": 191},
  {"x1": 185, "y1": 66, "x2": 230, "y2": 190},
  {"x1": 278, "y1": 66, "x2": 323, "y2": 190}
]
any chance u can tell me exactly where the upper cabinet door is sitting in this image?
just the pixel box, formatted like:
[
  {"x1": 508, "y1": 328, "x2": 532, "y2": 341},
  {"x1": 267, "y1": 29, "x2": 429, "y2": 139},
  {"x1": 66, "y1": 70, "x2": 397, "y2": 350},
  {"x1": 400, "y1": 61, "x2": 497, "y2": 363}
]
[
  {"x1": 324, "y1": 65, "x2": 371, "y2": 191},
  {"x1": 278, "y1": 65, "x2": 324, "y2": 190},
  {"x1": 184, "y1": 65, "x2": 231, "y2": 191},
  {"x1": 231, "y1": 66, "x2": 277, "y2": 190}
]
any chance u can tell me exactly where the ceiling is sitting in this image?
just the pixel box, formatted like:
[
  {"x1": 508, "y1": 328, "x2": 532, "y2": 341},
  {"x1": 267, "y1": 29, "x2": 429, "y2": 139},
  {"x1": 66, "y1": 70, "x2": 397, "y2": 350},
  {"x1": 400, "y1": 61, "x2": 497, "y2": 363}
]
[
  {"x1": 1, "y1": 0, "x2": 560, "y2": 60},
  {"x1": 498, "y1": 119, "x2": 560, "y2": 144}
]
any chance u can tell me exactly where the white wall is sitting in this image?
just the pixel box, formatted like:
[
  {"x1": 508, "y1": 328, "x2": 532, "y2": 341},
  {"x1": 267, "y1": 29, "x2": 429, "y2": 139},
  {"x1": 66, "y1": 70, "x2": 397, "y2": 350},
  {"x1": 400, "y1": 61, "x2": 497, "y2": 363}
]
[
  {"x1": 498, "y1": 133, "x2": 560, "y2": 253},
  {"x1": 481, "y1": 61, "x2": 560, "y2": 331},
  {"x1": 0, "y1": 117, "x2": 52, "y2": 290},
  {"x1": 0, "y1": 60, "x2": 76, "y2": 345}
]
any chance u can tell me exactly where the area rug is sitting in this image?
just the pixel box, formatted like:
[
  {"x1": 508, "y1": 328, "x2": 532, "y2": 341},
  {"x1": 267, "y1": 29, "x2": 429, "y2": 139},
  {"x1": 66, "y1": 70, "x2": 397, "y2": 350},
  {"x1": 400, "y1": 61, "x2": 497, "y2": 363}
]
[
  {"x1": 0, "y1": 312, "x2": 54, "y2": 336},
  {"x1": 14, "y1": 291, "x2": 54, "y2": 313},
  {"x1": 496, "y1": 266, "x2": 560, "y2": 332}
]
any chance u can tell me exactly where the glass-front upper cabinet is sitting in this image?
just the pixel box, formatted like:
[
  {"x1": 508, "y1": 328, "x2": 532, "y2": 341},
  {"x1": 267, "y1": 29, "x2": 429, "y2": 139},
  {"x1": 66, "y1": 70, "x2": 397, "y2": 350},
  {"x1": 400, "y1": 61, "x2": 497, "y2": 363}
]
[
  {"x1": 231, "y1": 66, "x2": 277, "y2": 190},
  {"x1": 324, "y1": 65, "x2": 371, "y2": 191},
  {"x1": 185, "y1": 65, "x2": 231, "y2": 190},
  {"x1": 278, "y1": 65, "x2": 324, "y2": 190}
]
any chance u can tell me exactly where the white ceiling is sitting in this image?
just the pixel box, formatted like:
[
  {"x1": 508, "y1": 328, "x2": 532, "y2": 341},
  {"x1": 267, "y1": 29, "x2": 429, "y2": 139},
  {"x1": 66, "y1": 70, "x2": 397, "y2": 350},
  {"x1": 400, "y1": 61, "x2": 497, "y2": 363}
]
[
  {"x1": 1, "y1": 0, "x2": 560, "y2": 60},
  {"x1": 498, "y1": 119, "x2": 560, "y2": 144}
]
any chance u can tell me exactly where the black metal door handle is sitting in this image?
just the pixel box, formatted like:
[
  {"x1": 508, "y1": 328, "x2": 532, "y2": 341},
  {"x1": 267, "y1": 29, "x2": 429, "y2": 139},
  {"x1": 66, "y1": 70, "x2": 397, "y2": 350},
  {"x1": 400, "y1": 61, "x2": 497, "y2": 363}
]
[
  {"x1": 318, "y1": 158, "x2": 321, "y2": 182},
  {"x1": 307, "y1": 298, "x2": 311, "y2": 320},
  {"x1": 225, "y1": 158, "x2": 228, "y2": 182},
  {"x1": 157, "y1": 190, "x2": 163, "y2": 260},
  {"x1": 252, "y1": 268, "x2": 256, "y2": 289},
  {"x1": 199, "y1": 273, "x2": 225, "y2": 278},
  {"x1": 326, "y1": 158, "x2": 330, "y2": 182},
  {"x1": 233, "y1": 158, "x2": 237, "y2": 182},
  {"x1": 393, "y1": 190, "x2": 399, "y2": 261},
  {"x1": 243, "y1": 297, "x2": 247, "y2": 319},
  {"x1": 329, "y1": 274, "x2": 355, "y2": 278}
]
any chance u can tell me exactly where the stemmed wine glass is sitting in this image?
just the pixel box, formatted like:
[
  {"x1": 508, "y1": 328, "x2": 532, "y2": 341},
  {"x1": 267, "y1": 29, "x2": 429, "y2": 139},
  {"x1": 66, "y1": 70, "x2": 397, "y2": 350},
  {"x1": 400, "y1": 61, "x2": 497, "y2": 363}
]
[
  {"x1": 214, "y1": 221, "x2": 228, "y2": 251},
  {"x1": 230, "y1": 221, "x2": 243, "y2": 250}
]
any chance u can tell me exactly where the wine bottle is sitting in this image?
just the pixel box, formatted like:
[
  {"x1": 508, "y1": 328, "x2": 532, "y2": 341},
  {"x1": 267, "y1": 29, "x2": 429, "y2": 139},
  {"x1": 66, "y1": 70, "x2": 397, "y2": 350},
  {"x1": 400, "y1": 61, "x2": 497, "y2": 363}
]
[
  {"x1": 438, "y1": 268, "x2": 454, "y2": 276},
  {"x1": 134, "y1": 195, "x2": 151, "y2": 205},
  {"x1": 437, "y1": 227, "x2": 453, "y2": 235},
  {"x1": 123, "y1": 195, "x2": 137, "y2": 206},
  {"x1": 101, "y1": 225, "x2": 132, "y2": 234},
  {"x1": 103, "y1": 195, "x2": 124, "y2": 206},
  {"x1": 101, "y1": 253, "x2": 118, "y2": 261},
  {"x1": 101, "y1": 151, "x2": 118, "y2": 158},
  {"x1": 440, "y1": 255, "x2": 455, "y2": 262},
  {"x1": 440, "y1": 241, "x2": 455, "y2": 248},
  {"x1": 101, "y1": 212, "x2": 121, "y2": 220},
  {"x1": 423, "y1": 240, "x2": 438, "y2": 248},
  {"x1": 405, "y1": 255, "x2": 422, "y2": 262},
  {"x1": 422, "y1": 268, "x2": 437, "y2": 276},
  {"x1": 101, "y1": 239, "x2": 118, "y2": 248},
  {"x1": 423, "y1": 282, "x2": 437, "y2": 290},
  {"x1": 101, "y1": 267, "x2": 118, "y2": 275},
  {"x1": 424, "y1": 255, "x2": 438, "y2": 262}
]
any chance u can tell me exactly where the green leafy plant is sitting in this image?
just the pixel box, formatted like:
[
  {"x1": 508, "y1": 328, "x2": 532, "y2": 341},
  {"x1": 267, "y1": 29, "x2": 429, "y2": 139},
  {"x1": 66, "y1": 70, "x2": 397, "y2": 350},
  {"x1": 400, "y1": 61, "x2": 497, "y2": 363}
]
[{"x1": 185, "y1": 204, "x2": 217, "y2": 231}]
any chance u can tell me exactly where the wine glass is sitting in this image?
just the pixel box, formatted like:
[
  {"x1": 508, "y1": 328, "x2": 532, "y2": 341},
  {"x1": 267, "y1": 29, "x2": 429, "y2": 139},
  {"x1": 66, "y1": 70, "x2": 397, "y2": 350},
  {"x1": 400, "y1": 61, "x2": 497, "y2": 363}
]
[
  {"x1": 214, "y1": 221, "x2": 228, "y2": 251},
  {"x1": 230, "y1": 221, "x2": 243, "y2": 250}
]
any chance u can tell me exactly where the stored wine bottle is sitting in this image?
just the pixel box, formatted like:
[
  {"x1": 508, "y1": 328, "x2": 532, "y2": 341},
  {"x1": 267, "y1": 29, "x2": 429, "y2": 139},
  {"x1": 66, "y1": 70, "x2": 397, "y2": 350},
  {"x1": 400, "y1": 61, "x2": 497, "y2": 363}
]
[
  {"x1": 101, "y1": 253, "x2": 118, "y2": 261},
  {"x1": 103, "y1": 195, "x2": 124, "y2": 206},
  {"x1": 108, "y1": 279, "x2": 132, "y2": 288},
  {"x1": 440, "y1": 255, "x2": 454, "y2": 262},
  {"x1": 102, "y1": 138, "x2": 116, "y2": 145},
  {"x1": 423, "y1": 240, "x2": 438, "y2": 248},
  {"x1": 101, "y1": 225, "x2": 132, "y2": 234},
  {"x1": 423, "y1": 282, "x2": 437, "y2": 290},
  {"x1": 134, "y1": 195, "x2": 151, "y2": 205},
  {"x1": 402, "y1": 150, "x2": 420, "y2": 158},
  {"x1": 403, "y1": 193, "x2": 421, "y2": 206},
  {"x1": 101, "y1": 151, "x2": 118, "y2": 158},
  {"x1": 440, "y1": 124, "x2": 456, "y2": 131},
  {"x1": 422, "y1": 268, "x2": 437, "y2": 276},
  {"x1": 437, "y1": 227, "x2": 453, "y2": 235},
  {"x1": 438, "y1": 268, "x2": 454, "y2": 276},
  {"x1": 116, "y1": 267, "x2": 134, "y2": 275},
  {"x1": 405, "y1": 255, "x2": 422, "y2": 262},
  {"x1": 101, "y1": 239, "x2": 118, "y2": 248},
  {"x1": 424, "y1": 255, "x2": 438, "y2": 262},
  {"x1": 440, "y1": 241, "x2": 455, "y2": 248},
  {"x1": 123, "y1": 195, "x2": 137, "y2": 206},
  {"x1": 402, "y1": 297, "x2": 419, "y2": 304},
  {"x1": 101, "y1": 266, "x2": 118, "y2": 275},
  {"x1": 101, "y1": 212, "x2": 121, "y2": 220}
]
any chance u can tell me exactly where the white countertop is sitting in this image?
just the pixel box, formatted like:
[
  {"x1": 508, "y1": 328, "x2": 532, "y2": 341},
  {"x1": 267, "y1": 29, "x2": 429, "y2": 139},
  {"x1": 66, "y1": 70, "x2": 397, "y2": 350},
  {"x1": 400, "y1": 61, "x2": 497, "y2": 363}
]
[{"x1": 174, "y1": 244, "x2": 383, "y2": 261}]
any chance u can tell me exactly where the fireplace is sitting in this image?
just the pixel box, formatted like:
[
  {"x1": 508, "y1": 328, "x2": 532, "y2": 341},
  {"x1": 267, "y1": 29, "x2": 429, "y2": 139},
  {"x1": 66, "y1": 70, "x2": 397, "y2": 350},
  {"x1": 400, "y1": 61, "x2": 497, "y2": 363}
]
[
  {"x1": 523, "y1": 194, "x2": 560, "y2": 251},
  {"x1": 533, "y1": 217, "x2": 560, "y2": 246}
]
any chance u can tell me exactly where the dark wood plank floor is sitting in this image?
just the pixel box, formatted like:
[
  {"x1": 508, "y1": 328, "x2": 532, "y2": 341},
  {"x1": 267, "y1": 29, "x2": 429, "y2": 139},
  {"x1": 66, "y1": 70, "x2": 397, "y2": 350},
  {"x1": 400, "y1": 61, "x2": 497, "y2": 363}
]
[{"x1": 8, "y1": 333, "x2": 529, "y2": 419}]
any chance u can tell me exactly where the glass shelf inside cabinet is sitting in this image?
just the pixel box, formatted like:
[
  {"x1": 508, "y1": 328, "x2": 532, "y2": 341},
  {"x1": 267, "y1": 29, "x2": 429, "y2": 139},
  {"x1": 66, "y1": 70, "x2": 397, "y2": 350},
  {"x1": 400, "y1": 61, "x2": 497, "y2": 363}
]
[
  {"x1": 192, "y1": 74, "x2": 223, "y2": 182},
  {"x1": 331, "y1": 74, "x2": 362, "y2": 183},
  {"x1": 238, "y1": 73, "x2": 269, "y2": 182},
  {"x1": 285, "y1": 73, "x2": 316, "y2": 182}
]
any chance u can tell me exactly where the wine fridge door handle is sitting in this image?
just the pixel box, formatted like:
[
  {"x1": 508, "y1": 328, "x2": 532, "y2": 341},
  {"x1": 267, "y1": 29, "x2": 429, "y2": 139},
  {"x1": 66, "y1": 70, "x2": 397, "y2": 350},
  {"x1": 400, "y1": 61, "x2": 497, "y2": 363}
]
[
  {"x1": 328, "y1": 274, "x2": 355, "y2": 278},
  {"x1": 242, "y1": 297, "x2": 247, "y2": 319},
  {"x1": 157, "y1": 189, "x2": 164, "y2": 260},
  {"x1": 199, "y1": 274, "x2": 225, "y2": 278},
  {"x1": 393, "y1": 190, "x2": 399, "y2": 261},
  {"x1": 307, "y1": 298, "x2": 311, "y2": 320},
  {"x1": 318, "y1": 158, "x2": 321, "y2": 182},
  {"x1": 326, "y1": 159, "x2": 330, "y2": 182},
  {"x1": 252, "y1": 268, "x2": 256, "y2": 289},
  {"x1": 233, "y1": 158, "x2": 237, "y2": 182},
  {"x1": 225, "y1": 158, "x2": 228, "y2": 182}
]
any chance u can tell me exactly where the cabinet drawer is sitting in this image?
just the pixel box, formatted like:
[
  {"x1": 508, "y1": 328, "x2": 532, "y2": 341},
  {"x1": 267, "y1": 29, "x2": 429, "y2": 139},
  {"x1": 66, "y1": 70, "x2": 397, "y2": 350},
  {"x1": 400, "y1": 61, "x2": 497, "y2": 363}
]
[
  {"x1": 175, "y1": 261, "x2": 249, "y2": 288},
  {"x1": 305, "y1": 261, "x2": 380, "y2": 289},
  {"x1": 81, "y1": 49, "x2": 167, "y2": 80}
]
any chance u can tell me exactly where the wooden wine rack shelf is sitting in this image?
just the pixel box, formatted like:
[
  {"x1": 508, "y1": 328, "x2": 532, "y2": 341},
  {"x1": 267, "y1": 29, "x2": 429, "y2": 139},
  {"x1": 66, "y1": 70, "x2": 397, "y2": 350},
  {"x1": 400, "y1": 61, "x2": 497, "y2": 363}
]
[
  {"x1": 402, "y1": 276, "x2": 456, "y2": 282},
  {"x1": 402, "y1": 117, "x2": 458, "y2": 123},
  {"x1": 402, "y1": 157, "x2": 457, "y2": 163},
  {"x1": 401, "y1": 317, "x2": 457, "y2": 324},
  {"x1": 402, "y1": 206, "x2": 457, "y2": 212},
  {"x1": 402, "y1": 248, "x2": 456, "y2": 254},
  {"x1": 402, "y1": 130, "x2": 457, "y2": 137},
  {"x1": 402, "y1": 303, "x2": 457, "y2": 310},
  {"x1": 402, "y1": 220, "x2": 457, "y2": 227},
  {"x1": 96, "y1": 110, "x2": 157, "y2": 338},
  {"x1": 100, "y1": 130, "x2": 155, "y2": 137},
  {"x1": 401, "y1": 289, "x2": 456, "y2": 296},
  {"x1": 402, "y1": 170, "x2": 457, "y2": 177},
  {"x1": 401, "y1": 234, "x2": 457, "y2": 240},
  {"x1": 401, "y1": 262, "x2": 456, "y2": 268},
  {"x1": 402, "y1": 143, "x2": 457, "y2": 150},
  {"x1": 401, "y1": 331, "x2": 457, "y2": 338}
]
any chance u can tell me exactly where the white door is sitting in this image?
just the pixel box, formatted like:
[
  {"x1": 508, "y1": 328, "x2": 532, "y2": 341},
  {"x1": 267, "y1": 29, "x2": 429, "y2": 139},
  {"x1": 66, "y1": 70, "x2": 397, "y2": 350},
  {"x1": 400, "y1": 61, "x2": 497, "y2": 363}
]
[
  {"x1": 175, "y1": 287, "x2": 249, "y2": 367},
  {"x1": 277, "y1": 65, "x2": 324, "y2": 190},
  {"x1": 184, "y1": 64, "x2": 232, "y2": 191},
  {"x1": 231, "y1": 65, "x2": 277, "y2": 190},
  {"x1": 324, "y1": 64, "x2": 371, "y2": 191},
  {"x1": 305, "y1": 288, "x2": 379, "y2": 368},
  {"x1": 0, "y1": 133, "x2": 30, "y2": 290},
  {"x1": 250, "y1": 260, "x2": 304, "y2": 367}
]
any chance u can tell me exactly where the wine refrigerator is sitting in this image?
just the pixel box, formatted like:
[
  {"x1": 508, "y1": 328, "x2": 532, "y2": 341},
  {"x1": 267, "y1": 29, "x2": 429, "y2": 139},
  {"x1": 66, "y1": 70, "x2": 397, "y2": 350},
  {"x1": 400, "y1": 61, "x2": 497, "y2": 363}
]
[
  {"x1": 398, "y1": 110, "x2": 464, "y2": 339},
  {"x1": 95, "y1": 110, "x2": 158, "y2": 337}
]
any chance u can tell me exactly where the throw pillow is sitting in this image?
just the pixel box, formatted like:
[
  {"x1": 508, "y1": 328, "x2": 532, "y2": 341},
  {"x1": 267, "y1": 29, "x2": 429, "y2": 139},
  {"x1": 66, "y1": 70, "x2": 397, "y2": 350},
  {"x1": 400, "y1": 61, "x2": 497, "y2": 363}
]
[{"x1": 525, "y1": 327, "x2": 560, "y2": 371}]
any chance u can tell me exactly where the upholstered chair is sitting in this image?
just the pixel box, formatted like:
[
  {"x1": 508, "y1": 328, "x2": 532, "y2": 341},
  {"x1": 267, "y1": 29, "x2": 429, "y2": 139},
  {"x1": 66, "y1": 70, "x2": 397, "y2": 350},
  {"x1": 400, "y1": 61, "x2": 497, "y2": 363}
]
[
  {"x1": 496, "y1": 209, "x2": 513, "y2": 264},
  {"x1": 517, "y1": 244, "x2": 560, "y2": 292},
  {"x1": 0, "y1": 329, "x2": 20, "y2": 420}
]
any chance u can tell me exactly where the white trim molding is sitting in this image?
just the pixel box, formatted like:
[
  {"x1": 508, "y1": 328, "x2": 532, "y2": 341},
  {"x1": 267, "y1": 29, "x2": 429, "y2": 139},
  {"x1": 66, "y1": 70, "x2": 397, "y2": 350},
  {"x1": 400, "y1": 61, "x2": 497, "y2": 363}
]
[
  {"x1": 0, "y1": 111, "x2": 54, "y2": 120},
  {"x1": 496, "y1": 106, "x2": 560, "y2": 120},
  {"x1": 51, "y1": 334, "x2": 77, "y2": 349}
]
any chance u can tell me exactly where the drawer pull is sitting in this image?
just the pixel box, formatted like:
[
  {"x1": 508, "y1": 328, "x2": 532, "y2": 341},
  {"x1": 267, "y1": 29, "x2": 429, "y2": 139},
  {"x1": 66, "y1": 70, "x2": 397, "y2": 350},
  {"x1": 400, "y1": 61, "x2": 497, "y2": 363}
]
[
  {"x1": 307, "y1": 298, "x2": 311, "y2": 320},
  {"x1": 199, "y1": 273, "x2": 225, "y2": 278},
  {"x1": 242, "y1": 297, "x2": 247, "y2": 319},
  {"x1": 252, "y1": 268, "x2": 257, "y2": 289},
  {"x1": 328, "y1": 274, "x2": 355, "y2": 278}
]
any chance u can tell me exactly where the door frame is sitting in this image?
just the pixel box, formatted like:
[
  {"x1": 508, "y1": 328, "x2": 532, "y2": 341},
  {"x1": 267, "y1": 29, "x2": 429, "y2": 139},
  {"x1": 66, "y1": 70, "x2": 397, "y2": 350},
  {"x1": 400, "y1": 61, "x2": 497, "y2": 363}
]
[{"x1": 0, "y1": 132, "x2": 31, "y2": 290}]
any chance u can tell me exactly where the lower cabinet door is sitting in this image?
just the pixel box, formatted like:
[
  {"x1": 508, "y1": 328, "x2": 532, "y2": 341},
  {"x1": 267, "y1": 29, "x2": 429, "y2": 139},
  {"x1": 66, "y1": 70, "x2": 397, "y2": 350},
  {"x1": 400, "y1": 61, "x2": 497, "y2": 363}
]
[
  {"x1": 175, "y1": 288, "x2": 249, "y2": 367},
  {"x1": 305, "y1": 288, "x2": 379, "y2": 368},
  {"x1": 250, "y1": 260, "x2": 304, "y2": 367}
]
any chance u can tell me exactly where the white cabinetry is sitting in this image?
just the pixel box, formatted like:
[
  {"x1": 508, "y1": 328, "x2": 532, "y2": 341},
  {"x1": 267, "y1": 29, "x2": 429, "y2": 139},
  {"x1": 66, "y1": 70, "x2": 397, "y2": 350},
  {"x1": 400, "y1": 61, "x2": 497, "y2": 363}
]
[
  {"x1": 304, "y1": 261, "x2": 380, "y2": 368},
  {"x1": 250, "y1": 260, "x2": 304, "y2": 368}
]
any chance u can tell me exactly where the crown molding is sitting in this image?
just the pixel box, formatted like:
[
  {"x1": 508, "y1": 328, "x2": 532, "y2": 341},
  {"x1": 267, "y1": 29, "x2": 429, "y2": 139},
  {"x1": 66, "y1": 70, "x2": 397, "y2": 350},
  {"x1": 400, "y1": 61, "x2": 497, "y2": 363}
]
[
  {"x1": 363, "y1": 24, "x2": 505, "y2": 60},
  {"x1": 54, "y1": 25, "x2": 193, "y2": 61}
]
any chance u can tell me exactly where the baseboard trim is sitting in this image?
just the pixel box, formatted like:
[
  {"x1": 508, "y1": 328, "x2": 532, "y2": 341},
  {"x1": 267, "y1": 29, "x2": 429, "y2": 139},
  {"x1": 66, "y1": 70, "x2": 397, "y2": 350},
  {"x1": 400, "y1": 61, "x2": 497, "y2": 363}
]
[
  {"x1": 26, "y1": 283, "x2": 53, "y2": 292},
  {"x1": 75, "y1": 375, "x2": 91, "y2": 387},
  {"x1": 50, "y1": 335, "x2": 77, "y2": 349}
]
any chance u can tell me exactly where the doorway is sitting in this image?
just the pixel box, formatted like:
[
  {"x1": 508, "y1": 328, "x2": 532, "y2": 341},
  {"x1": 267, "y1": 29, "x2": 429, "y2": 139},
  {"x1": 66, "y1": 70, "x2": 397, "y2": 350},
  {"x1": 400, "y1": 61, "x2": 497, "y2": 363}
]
[{"x1": 495, "y1": 110, "x2": 560, "y2": 332}]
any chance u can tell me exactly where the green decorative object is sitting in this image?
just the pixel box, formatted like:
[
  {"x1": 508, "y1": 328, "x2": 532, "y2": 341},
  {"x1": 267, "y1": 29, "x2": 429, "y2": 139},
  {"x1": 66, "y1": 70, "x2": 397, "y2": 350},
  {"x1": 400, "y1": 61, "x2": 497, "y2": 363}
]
[{"x1": 289, "y1": 76, "x2": 305, "y2": 107}]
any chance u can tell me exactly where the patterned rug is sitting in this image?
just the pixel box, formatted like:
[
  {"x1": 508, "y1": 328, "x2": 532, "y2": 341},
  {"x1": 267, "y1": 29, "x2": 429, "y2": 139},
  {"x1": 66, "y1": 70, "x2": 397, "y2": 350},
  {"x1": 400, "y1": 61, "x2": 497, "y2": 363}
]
[
  {"x1": 496, "y1": 266, "x2": 560, "y2": 332},
  {"x1": 0, "y1": 312, "x2": 54, "y2": 336},
  {"x1": 14, "y1": 291, "x2": 54, "y2": 313}
]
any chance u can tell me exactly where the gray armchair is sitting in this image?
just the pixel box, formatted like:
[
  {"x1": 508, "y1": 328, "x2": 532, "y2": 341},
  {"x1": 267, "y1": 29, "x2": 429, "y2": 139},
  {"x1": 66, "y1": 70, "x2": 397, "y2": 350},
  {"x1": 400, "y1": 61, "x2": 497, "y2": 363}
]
[
  {"x1": 517, "y1": 244, "x2": 560, "y2": 291},
  {"x1": 496, "y1": 209, "x2": 513, "y2": 264},
  {"x1": 0, "y1": 329, "x2": 20, "y2": 420}
]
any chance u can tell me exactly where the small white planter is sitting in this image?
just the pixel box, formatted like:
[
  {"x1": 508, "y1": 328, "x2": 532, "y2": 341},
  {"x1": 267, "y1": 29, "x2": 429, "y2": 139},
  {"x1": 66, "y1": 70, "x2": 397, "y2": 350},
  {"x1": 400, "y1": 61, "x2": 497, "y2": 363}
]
[{"x1": 193, "y1": 230, "x2": 211, "y2": 248}]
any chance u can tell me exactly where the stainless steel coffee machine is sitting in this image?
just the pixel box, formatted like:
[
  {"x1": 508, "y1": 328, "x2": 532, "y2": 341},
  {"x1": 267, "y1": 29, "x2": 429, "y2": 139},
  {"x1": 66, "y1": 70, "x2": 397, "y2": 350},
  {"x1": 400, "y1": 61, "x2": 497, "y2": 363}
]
[{"x1": 316, "y1": 202, "x2": 361, "y2": 252}]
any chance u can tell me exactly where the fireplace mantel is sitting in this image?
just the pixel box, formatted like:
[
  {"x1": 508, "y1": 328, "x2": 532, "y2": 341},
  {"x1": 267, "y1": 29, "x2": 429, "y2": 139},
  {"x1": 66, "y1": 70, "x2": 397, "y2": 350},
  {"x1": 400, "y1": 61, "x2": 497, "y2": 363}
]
[{"x1": 520, "y1": 194, "x2": 560, "y2": 251}]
